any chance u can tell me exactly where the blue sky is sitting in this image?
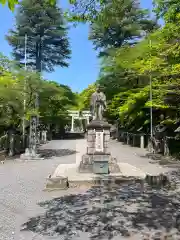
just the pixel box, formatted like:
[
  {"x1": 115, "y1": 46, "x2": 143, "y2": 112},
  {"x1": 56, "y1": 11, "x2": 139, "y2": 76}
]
[{"x1": 0, "y1": 0, "x2": 153, "y2": 92}]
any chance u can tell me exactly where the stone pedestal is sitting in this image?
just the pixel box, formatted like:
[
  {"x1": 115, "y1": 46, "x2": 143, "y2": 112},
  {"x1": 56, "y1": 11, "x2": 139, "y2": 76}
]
[{"x1": 79, "y1": 120, "x2": 120, "y2": 174}]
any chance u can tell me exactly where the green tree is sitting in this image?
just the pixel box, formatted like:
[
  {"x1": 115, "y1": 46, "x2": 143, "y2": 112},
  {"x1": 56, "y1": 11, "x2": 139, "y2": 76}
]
[
  {"x1": 0, "y1": 53, "x2": 77, "y2": 134},
  {"x1": 39, "y1": 81, "x2": 77, "y2": 127},
  {"x1": 6, "y1": 0, "x2": 71, "y2": 72},
  {"x1": 153, "y1": 0, "x2": 180, "y2": 23},
  {"x1": 78, "y1": 84, "x2": 96, "y2": 110},
  {"x1": 0, "y1": 69, "x2": 22, "y2": 129},
  {"x1": 97, "y1": 51, "x2": 142, "y2": 101},
  {"x1": 89, "y1": 0, "x2": 158, "y2": 56},
  {"x1": 111, "y1": 12, "x2": 180, "y2": 130},
  {"x1": 0, "y1": 58, "x2": 43, "y2": 131}
]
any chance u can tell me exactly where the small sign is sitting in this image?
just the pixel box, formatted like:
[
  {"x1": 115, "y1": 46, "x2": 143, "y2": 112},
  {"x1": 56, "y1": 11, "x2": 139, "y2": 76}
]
[
  {"x1": 93, "y1": 156, "x2": 109, "y2": 174},
  {"x1": 95, "y1": 131, "x2": 104, "y2": 152}
]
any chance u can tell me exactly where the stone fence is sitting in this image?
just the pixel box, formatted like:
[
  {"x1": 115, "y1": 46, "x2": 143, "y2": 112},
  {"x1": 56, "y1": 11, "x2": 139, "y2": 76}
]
[
  {"x1": 0, "y1": 133, "x2": 28, "y2": 156},
  {"x1": 117, "y1": 131, "x2": 180, "y2": 157},
  {"x1": 0, "y1": 130, "x2": 48, "y2": 157},
  {"x1": 117, "y1": 132, "x2": 149, "y2": 149}
]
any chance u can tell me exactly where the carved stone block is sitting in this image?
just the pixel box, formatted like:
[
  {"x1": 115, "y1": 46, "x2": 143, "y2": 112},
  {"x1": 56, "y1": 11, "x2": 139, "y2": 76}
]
[
  {"x1": 104, "y1": 134, "x2": 110, "y2": 141},
  {"x1": 46, "y1": 177, "x2": 68, "y2": 190},
  {"x1": 109, "y1": 163, "x2": 121, "y2": 173},
  {"x1": 79, "y1": 154, "x2": 94, "y2": 173},
  {"x1": 103, "y1": 129, "x2": 110, "y2": 134},
  {"x1": 104, "y1": 141, "x2": 109, "y2": 148},
  {"x1": 87, "y1": 141, "x2": 94, "y2": 148},
  {"x1": 87, "y1": 147, "x2": 94, "y2": 154},
  {"x1": 88, "y1": 129, "x2": 95, "y2": 134}
]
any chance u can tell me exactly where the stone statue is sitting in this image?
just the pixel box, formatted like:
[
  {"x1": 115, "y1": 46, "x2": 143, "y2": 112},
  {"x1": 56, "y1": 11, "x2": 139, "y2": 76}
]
[{"x1": 90, "y1": 84, "x2": 107, "y2": 121}]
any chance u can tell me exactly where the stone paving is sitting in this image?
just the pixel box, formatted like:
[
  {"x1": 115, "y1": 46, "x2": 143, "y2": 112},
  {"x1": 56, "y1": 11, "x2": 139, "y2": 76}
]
[{"x1": 0, "y1": 139, "x2": 177, "y2": 240}]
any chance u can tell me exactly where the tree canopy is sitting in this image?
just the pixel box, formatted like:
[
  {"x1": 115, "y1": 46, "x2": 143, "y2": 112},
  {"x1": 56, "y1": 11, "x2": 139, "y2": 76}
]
[
  {"x1": 0, "y1": 53, "x2": 77, "y2": 133},
  {"x1": 89, "y1": 0, "x2": 158, "y2": 56}
]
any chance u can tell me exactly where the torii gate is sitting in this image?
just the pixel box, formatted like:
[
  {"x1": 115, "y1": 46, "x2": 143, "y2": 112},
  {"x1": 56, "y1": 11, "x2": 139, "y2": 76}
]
[{"x1": 68, "y1": 110, "x2": 91, "y2": 132}]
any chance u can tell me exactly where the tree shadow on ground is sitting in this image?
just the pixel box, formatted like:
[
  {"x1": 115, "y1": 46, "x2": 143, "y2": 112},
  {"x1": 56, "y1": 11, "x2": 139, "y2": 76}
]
[
  {"x1": 21, "y1": 172, "x2": 180, "y2": 239},
  {"x1": 37, "y1": 149, "x2": 77, "y2": 159}
]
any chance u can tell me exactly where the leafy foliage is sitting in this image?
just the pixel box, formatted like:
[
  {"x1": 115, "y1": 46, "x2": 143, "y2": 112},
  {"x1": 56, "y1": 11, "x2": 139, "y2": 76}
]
[
  {"x1": 39, "y1": 81, "x2": 77, "y2": 125},
  {"x1": 78, "y1": 84, "x2": 96, "y2": 110},
  {"x1": 153, "y1": 0, "x2": 180, "y2": 23},
  {"x1": 89, "y1": 0, "x2": 159, "y2": 56},
  {"x1": 109, "y1": 15, "x2": 180, "y2": 131},
  {"x1": 0, "y1": 0, "x2": 57, "y2": 10},
  {"x1": 0, "y1": 54, "x2": 77, "y2": 133}
]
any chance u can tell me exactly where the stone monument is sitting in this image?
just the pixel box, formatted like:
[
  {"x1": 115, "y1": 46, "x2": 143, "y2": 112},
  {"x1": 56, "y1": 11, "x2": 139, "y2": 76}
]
[
  {"x1": 79, "y1": 84, "x2": 120, "y2": 174},
  {"x1": 45, "y1": 85, "x2": 147, "y2": 190}
]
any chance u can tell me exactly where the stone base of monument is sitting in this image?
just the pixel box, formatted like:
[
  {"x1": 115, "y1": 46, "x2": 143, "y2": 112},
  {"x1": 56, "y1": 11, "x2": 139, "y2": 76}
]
[
  {"x1": 45, "y1": 162, "x2": 146, "y2": 190},
  {"x1": 20, "y1": 148, "x2": 44, "y2": 161},
  {"x1": 79, "y1": 154, "x2": 120, "y2": 174}
]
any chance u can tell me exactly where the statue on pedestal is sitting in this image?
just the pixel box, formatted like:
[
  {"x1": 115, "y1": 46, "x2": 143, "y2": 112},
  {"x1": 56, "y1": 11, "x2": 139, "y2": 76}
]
[{"x1": 90, "y1": 84, "x2": 107, "y2": 121}]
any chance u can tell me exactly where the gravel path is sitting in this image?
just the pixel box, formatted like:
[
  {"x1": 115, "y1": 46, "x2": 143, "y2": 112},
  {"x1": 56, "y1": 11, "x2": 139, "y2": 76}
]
[{"x1": 0, "y1": 139, "x2": 178, "y2": 240}]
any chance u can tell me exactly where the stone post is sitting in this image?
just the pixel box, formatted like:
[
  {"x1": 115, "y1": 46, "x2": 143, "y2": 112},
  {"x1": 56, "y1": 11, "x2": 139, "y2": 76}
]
[
  {"x1": 44, "y1": 130, "x2": 47, "y2": 142},
  {"x1": 71, "y1": 116, "x2": 74, "y2": 132},
  {"x1": 148, "y1": 137, "x2": 154, "y2": 153},
  {"x1": 164, "y1": 137, "x2": 170, "y2": 156},
  {"x1": 115, "y1": 122, "x2": 119, "y2": 141},
  {"x1": 80, "y1": 118, "x2": 83, "y2": 132},
  {"x1": 127, "y1": 132, "x2": 130, "y2": 145},
  {"x1": 41, "y1": 130, "x2": 47, "y2": 143},
  {"x1": 37, "y1": 132, "x2": 40, "y2": 145},
  {"x1": 87, "y1": 117, "x2": 89, "y2": 125},
  {"x1": 40, "y1": 131, "x2": 43, "y2": 143},
  {"x1": 55, "y1": 124, "x2": 59, "y2": 133},
  {"x1": 133, "y1": 134, "x2": 135, "y2": 146},
  {"x1": 29, "y1": 115, "x2": 37, "y2": 154},
  {"x1": 8, "y1": 132, "x2": 14, "y2": 157},
  {"x1": 140, "y1": 135, "x2": 145, "y2": 149}
]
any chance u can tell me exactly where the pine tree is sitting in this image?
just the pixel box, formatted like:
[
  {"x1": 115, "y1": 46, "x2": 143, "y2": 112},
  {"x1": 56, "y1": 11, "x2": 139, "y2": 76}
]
[{"x1": 6, "y1": 0, "x2": 71, "y2": 72}]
